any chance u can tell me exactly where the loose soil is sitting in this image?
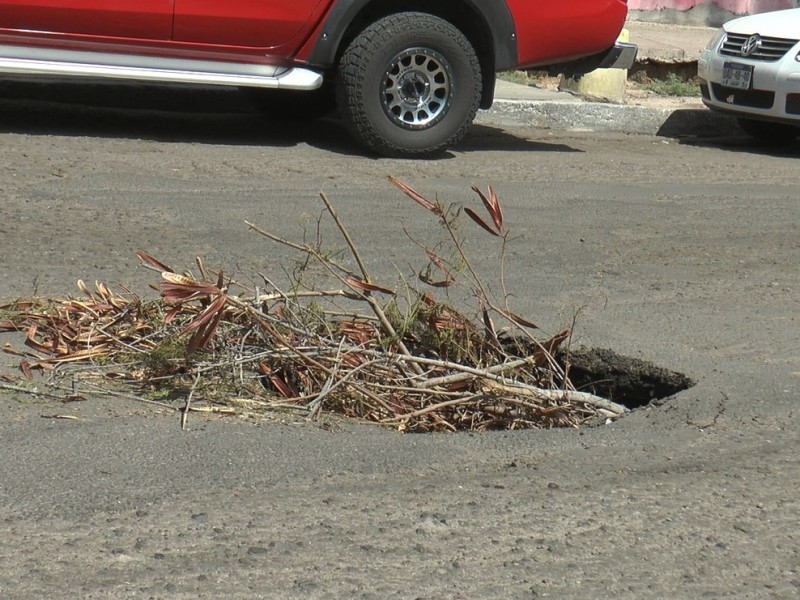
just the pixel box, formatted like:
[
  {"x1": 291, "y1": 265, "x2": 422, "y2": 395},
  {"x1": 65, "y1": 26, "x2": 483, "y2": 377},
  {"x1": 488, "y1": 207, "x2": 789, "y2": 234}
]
[{"x1": 562, "y1": 347, "x2": 695, "y2": 409}]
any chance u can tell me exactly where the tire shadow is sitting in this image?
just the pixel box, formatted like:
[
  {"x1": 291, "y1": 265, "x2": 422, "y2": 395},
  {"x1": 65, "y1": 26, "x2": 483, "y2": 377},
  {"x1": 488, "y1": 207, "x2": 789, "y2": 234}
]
[
  {"x1": 676, "y1": 134, "x2": 800, "y2": 158},
  {"x1": 0, "y1": 78, "x2": 581, "y2": 157}
]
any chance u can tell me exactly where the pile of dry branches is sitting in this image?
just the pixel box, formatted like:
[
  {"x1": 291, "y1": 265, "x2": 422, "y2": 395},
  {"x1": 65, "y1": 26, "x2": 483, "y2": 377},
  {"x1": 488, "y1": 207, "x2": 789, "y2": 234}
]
[{"x1": 0, "y1": 178, "x2": 626, "y2": 431}]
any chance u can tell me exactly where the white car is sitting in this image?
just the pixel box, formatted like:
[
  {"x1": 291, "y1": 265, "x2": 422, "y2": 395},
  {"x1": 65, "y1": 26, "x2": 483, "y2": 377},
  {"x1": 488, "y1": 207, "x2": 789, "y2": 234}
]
[{"x1": 698, "y1": 8, "x2": 800, "y2": 143}]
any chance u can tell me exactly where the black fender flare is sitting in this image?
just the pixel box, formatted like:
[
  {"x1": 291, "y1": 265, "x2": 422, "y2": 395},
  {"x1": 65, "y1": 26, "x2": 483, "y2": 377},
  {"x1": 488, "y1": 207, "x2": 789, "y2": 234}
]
[{"x1": 307, "y1": 0, "x2": 518, "y2": 70}]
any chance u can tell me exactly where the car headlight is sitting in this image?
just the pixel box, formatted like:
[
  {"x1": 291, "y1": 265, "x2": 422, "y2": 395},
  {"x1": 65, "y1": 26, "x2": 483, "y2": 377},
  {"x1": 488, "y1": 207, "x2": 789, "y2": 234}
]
[{"x1": 704, "y1": 29, "x2": 726, "y2": 53}]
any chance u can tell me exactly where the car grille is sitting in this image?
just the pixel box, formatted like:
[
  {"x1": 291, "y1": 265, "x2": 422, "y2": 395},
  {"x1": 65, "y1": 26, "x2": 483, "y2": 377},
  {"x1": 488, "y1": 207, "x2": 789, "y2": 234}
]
[
  {"x1": 710, "y1": 83, "x2": 774, "y2": 108},
  {"x1": 720, "y1": 33, "x2": 799, "y2": 61}
]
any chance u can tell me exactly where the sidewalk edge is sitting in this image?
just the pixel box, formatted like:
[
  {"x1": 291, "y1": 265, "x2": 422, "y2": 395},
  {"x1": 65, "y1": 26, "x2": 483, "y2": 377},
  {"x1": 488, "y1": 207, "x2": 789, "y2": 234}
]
[{"x1": 478, "y1": 99, "x2": 736, "y2": 138}]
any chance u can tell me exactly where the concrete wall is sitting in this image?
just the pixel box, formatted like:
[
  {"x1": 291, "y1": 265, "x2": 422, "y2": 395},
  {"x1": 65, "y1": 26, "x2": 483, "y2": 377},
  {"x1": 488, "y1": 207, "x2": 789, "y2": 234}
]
[{"x1": 629, "y1": 0, "x2": 800, "y2": 26}]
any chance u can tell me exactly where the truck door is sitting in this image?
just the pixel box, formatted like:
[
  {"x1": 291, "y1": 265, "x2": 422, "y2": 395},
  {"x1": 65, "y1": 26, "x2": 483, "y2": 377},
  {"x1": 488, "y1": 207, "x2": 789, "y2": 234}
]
[
  {"x1": 0, "y1": 0, "x2": 174, "y2": 40},
  {"x1": 173, "y1": 0, "x2": 324, "y2": 49}
]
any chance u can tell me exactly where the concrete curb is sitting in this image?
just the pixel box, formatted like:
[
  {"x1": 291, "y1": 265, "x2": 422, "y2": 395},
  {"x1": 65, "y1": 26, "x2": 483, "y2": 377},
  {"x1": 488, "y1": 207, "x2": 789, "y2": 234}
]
[{"x1": 478, "y1": 98, "x2": 737, "y2": 138}]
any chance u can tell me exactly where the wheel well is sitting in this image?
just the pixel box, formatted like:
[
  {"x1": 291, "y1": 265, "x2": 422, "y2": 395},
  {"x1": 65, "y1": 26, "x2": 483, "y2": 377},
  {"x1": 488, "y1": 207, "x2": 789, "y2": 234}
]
[{"x1": 330, "y1": 2, "x2": 498, "y2": 109}]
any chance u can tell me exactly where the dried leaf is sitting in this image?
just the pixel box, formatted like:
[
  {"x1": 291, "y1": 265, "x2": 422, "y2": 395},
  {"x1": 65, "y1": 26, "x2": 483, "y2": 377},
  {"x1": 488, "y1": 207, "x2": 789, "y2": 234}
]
[
  {"x1": 496, "y1": 308, "x2": 539, "y2": 329},
  {"x1": 62, "y1": 394, "x2": 88, "y2": 403},
  {"x1": 20, "y1": 360, "x2": 33, "y2": 380},
  {"x1": 444, "y1": 380, "x2": 474, "y2": 392},
  {"x1": 426, "y1": 250, "x2": 455, "y2": 281},
  {"x1": 464, "y1": 207, "x2": 500, "y2": 237},
  {"x1": 388, "y1": 176, "x2": 442, "y2": 216},
  {"x1": 196, "y1": 256, "x2": 208, "y2": 281},
  {"x1": 345, "y1": 278, "x2": 394, "y2": 295},
  {"x1": 481, "y1": 302, "x2": 497, "y2": 342},
  {"x1": 187, "y1": 308, "x2": 224, "y2": 354},
  {"x1": 418, "y1": 273, "x2": 455, "y2": 288},
  {"x1": 182, "y1": 295, "x2": 228, "y2": 353},
  {"x1": 472, "y1": 185, "x2": 504, "y2": 233},
  {"x1": 160, "y1": 280, "x2": 222, "y2": 302},
  {"x1": 94, "y1": 281, "x2": 118, "y2": 306},
  {"x1": 136, "y1": 251, "x2": 174, "y2": 273},
  {"x1": 180, "y1": 295, "x2": 228, "y2": 335},
  {"x1": 0, "y1": 319, "x2": 20, "y2": 331},
  {"x1": 161, "y1": 272, "x2": 198, "y2": 286},
  {"x1": 24, "y1": 324, "x2": 52, "y2": 354},
  {"x1": 77, "y1": 280, "x2": 96, "y2": 302},
  {"x1": 338, "y1": 320, "x2": 378, "y2": 344},
  {"x1": 164, "y1": 306, "x2": 182, "y2": 325},
  {"x1": 419, "y1": 251, "x2": 456, "y2": 288},
  {"x1": 530, "y1": 330, "x2": 571, "y2": 367},
  {"x1": 259, "y1": 363, "x2": 296, "y2": 398},
  {"x1": 49, "y1": 347, "x2": 110, "y2": 363}
]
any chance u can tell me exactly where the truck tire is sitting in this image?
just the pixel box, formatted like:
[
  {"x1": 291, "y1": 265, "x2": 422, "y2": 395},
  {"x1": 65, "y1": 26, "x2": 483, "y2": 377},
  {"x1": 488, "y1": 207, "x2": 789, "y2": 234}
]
[{"x1": 336, "y1": 12, "x2": 482, "y2": 158}]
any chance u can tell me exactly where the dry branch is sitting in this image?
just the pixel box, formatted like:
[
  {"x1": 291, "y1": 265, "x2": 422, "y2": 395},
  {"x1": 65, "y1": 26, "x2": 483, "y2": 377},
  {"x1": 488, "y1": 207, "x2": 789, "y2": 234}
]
[{"x1": 0, "y1": 181, "x2": 624, "y2": 432}]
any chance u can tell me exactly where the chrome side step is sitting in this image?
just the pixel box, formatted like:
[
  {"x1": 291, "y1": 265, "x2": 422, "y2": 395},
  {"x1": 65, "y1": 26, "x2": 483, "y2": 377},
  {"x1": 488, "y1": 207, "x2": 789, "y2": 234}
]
[{"x1": 0, "y1": 45, "x2": 323, "y2": 90}]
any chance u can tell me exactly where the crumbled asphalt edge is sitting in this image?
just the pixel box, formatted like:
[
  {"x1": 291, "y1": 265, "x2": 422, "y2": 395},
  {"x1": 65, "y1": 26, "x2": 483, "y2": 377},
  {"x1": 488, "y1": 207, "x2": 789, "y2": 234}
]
[{"x1": 560, "y1": 347, "x2": 695, "y2": 409}]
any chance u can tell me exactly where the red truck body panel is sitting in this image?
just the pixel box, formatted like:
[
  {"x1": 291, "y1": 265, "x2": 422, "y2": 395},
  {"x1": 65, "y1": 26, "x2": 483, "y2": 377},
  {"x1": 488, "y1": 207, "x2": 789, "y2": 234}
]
[
  {"x1": 506, "y1": 0, "x2": 629, "y2": 68},
  {"x1": 0, "y1": 1, "x2": 174, "y2": 39},
  {"x1": 172, "y1": 0, "x2": 324, "y2": 49},
  {"x1": 0, "y1": 0, "x2": 629, "y2": 70}
]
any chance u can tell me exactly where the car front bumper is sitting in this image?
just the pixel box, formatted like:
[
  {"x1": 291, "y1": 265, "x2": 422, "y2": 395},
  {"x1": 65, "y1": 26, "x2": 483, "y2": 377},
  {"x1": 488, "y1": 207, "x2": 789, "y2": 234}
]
[{"x1": 698, "y1": 38, "x2": 800, "y2": 124}]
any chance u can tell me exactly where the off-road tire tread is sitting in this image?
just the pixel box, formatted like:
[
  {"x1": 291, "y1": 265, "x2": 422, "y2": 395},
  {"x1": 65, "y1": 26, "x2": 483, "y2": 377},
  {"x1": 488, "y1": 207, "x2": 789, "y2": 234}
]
[{"x1": 337, "y1": 12, "x2": 481, "y2": 158}]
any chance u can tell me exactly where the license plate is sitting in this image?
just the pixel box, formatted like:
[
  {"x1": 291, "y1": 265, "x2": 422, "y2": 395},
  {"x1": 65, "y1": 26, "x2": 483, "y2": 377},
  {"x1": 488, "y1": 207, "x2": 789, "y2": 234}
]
[{"x1": 722, "y1": 61, "x2": 753, "y2": 90}]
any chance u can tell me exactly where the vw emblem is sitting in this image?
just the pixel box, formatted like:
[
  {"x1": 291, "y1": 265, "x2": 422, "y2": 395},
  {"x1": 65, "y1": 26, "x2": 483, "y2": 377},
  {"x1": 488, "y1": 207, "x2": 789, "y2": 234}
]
[{"x1": 740, "y1": 34, "x2": 762, "y2": 57}]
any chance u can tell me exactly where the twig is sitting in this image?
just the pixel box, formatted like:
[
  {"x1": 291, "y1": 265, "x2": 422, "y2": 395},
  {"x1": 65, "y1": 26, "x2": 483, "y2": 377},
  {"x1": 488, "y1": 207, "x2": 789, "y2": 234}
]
[
  {"x1": 306, "y1": 339, "x2": 343, "y2": 420},
  {"x1": 352, "y1": 349, "x2": 626, "y2": 414},
  {"x1": 318, "y1": 192, "x2": 426, "y2": 378},
  {"x1": 319, "y1": 192, "x2": 372, "y2": 286},
  {"x1": 245, "y1": 220, "x2": 356, "y2": 280},
  {"x1": 0, "y1": 382, "x2": 66, "y2": 400},
  {"x1": 480, "y1": 379, "x2": 628, "y2": 415},
  {"x1": 381, "y1": 394, "x2": 485, "y2": 422},
  {"x1": 255, "y1": 289, "x2": 360, "y2": 303},
  {"x1": 181, "y1": 372, "x2": 202, "y2": 430},
  {"x1": 414, "y1": 355, "x2": 540, "y2": 389}
]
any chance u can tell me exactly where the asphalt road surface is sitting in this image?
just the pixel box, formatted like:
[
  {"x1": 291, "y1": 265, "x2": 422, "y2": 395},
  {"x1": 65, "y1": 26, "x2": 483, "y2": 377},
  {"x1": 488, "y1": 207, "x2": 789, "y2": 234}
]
[{"x1": 1, "y1": 82, "x2": 798, "y2": 599}]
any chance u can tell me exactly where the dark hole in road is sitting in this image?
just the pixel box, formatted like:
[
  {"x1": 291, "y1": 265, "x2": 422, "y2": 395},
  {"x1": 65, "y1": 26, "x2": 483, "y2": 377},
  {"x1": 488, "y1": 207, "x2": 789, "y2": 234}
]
[{"x1": 559, "y1": 348, "x2": 695, "y2": 409}]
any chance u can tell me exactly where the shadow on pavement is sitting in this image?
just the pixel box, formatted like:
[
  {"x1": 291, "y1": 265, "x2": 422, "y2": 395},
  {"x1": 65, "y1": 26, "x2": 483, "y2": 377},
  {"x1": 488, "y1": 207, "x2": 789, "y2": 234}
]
[
  {"x1": 657, "y1": 109, "x2": 800, "y2": 157},
  {"x1": 656, "y1": 108, "x2": 736, "y2": 139},
  {"x1": 676, "y1": 134, "x2": 800, "y2": 158},
  {"x1": 0, "y1": 78, "x2": 581, "y2": 157}
]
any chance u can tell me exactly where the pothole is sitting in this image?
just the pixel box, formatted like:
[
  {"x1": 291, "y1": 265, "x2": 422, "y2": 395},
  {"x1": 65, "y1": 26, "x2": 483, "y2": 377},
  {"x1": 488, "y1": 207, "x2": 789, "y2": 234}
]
[{"x1": 560, "y1": 347, "x2": 695, "y2": 410}]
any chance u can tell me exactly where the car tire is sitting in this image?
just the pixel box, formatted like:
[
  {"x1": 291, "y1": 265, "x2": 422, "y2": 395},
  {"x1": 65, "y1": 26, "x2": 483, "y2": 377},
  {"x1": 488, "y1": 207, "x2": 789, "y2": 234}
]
[
  {"x1": 336, "y1": 12, "x2": 481, "y2": 158},
  {"x1": 737, "y1": 117, "x2": 800, "y2": 144},
  {"x1": 242, "y1": 85, "x2": 336, "y2": 121}
]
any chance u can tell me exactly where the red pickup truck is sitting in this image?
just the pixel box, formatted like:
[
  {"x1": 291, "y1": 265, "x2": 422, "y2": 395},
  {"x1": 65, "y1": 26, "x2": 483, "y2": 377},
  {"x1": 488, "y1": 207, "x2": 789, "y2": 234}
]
[{"x1": 0, "y1": 1, "x2": 635, "y2": 157}]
